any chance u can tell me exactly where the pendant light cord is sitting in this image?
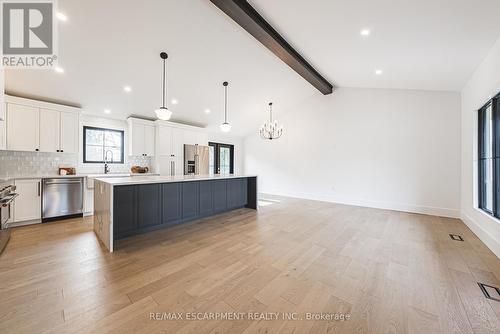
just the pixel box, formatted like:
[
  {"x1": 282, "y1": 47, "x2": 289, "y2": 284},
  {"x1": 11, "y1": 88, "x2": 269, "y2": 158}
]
[
  {"x1": 224, "y1": 82, "x2": 228, "y2": 123},
  {"x1": 162, "y1": 59, "x2": 166, "y2": 108}
]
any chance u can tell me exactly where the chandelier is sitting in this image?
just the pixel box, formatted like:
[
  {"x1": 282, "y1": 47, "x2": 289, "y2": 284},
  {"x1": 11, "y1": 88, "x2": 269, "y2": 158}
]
[{"x1": 260, "y1": 102, "x2": 283, "y2": 140}]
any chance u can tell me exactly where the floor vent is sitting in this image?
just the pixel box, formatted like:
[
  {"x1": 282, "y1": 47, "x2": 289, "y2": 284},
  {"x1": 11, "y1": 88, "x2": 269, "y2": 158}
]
[
  {"x1": 449, "y1": 234, "x2": 464, "y2": 241},
  {"x1": 478, "y1": 283, "x2": 500, "y2": 302}
]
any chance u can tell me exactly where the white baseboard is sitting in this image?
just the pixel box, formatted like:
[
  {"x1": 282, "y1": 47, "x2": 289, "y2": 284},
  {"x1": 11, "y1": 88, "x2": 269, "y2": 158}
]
[
  {"x1": 461, "y1": 212, "x2": 500, "y2": 259},
  {"x1": 6, "y1": 219, "x2": 42, "y2": 228},
  {"x1": 260, "y1": 189, "x2": 461, "y2": 218}
]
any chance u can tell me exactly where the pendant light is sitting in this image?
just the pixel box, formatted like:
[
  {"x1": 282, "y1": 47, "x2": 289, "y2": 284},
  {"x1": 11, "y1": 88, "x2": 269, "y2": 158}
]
[
  {"x1": 155, "y1": 52, "x2": 172, "y2": 121},
  {"x1": 220, "y1": 81, "x2": 231, "y2": 132},
  {"x1": 260, "y1": 102, "x2": 283, "y2": 140}
]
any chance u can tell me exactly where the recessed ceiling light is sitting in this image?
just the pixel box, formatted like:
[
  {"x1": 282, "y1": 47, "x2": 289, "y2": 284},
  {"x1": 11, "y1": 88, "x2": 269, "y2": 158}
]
[
  {"x1": 54, "y1": 66, "x2": 64, "y2": 73},
  {"x1": 204, "y1": 108, "x2": 211, "y2": 114},
  {"x1": 375, "y1": 69, "x2": 383, "y2": 75},
  {"x1": 360, "y1": 29, "x2": 371, "y2": 36},
  {"x1": 56, "y1": 12, "x2": 67, "y2": 21},
  {"x1": 123, "y1": 86, "x2": 132, "y2": 92},
  {"x1": 171, "y1": 99, "x2": 178, "y2": 105},
  {"x1": 104, "y1": 109, "x2": 111, "y2": 114}
]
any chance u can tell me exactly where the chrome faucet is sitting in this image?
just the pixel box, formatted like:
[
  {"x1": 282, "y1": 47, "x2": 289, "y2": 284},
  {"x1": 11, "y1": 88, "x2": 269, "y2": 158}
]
[{"x1": 104, "y1": 150, "x2": 114, "y2": 174}]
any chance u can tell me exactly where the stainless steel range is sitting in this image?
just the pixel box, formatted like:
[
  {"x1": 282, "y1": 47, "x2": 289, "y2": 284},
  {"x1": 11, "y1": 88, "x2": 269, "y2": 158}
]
[{"x1": 0, "y1": 181, "x2": 18, "y2": 255}]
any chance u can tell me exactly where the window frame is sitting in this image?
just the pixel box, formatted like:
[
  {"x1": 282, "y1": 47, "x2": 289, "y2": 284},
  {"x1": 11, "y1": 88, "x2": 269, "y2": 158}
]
[
  {"x1": 478, "y1": 94, "x2": 500, "y2": 217},
  {"x1": 83, "y1": 126, "x2": 125, "y2": 164},
  {"x1": 209, "y1": 142, "x2": 234, "y2": 174}
]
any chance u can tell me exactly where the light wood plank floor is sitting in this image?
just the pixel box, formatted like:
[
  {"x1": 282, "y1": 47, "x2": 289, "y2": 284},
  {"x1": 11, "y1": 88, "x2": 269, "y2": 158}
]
[{"x1": 1, "y1": 195, "x2": 500, "y2": 334}]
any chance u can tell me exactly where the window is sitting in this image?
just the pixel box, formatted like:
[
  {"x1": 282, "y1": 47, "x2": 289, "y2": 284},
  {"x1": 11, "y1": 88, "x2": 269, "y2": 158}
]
[
  {"x1": 209, "y1": 142, "x2": 234, "y2": 174},
  {"x1": 83, "y1": 126, "x2": 124, "y2": 163},
  {"x1": 478, "y1": 93, "x2": 500, "y2": 216}
]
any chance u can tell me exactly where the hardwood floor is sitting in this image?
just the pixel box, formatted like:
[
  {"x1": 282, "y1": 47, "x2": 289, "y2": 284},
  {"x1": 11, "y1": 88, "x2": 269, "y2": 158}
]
[{"x1": 1, "y1": 195, "x2": 499, "y2": 334}]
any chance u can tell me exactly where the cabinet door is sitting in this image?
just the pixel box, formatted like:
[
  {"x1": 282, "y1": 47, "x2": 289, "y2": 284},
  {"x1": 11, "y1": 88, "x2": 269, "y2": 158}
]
[
  {"x1": 161, "y1": 183, "x2": 182, "y2": 224},
  {"x1": 130, "y1": 123, "x2": 145, "y2": 156},
  {"x1": 213, "y1": 180, "x2": 227, "y2": 212},
  {"x1": 60, "y1": 112, "x2": 79, "y2": 153},
  {"x1": 39, "y1": 109, "x2": 60, "y2": 153},
  {"x1": 228, "y1": 178, "x2": 247, "y2": 208},
  {"x1": 137, "y1": 184, "x2": 161, "y2": 228},
  {"x1": 199, "y1": 181, "x2": 214, "y2": 216},
  {"x1": 113, "y1": 185, "x2": 137, "y2": 236},
  {"x1": 144, "y1": 124, "x2": 155, "y2": 156},
  {"x1": 0, "y1": 103, "x2": 5, "y2": 150},
  {"x1": 0, "y1": 120, "x2": 5, "y2": 150},
  {"x1": 7, "y1": 103, "x2": 39, "y2": 151},
  {"x1": 182, "y1": 181, "x2": 199, "y2": 219},
  {"x1": 171, "y1": 127, "x2": 184, "y2": 157},
  {"x1": 174, "y1": 156, "x2": 183, "y2": 176},
  {"x1": 157, "y1": 125, "x2": 172, "y2": 156},
  {"x1": 227, "y1": 178, "x2": 242, "y2": 209},
  {"x1": 13, "y1": 179, "x2": 41, "y2": 222}
]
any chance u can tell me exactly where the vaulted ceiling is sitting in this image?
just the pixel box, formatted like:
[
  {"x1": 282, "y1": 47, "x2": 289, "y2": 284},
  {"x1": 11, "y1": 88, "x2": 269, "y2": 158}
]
[{"x1": 5, "y1": 0, "x2": 500, "y2": 136}]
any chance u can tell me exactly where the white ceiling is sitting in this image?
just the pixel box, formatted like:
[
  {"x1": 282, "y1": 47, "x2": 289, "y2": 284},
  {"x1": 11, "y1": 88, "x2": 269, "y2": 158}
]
[{"x1": 5, "y1": 0, "x2": 500, "y2": 136}]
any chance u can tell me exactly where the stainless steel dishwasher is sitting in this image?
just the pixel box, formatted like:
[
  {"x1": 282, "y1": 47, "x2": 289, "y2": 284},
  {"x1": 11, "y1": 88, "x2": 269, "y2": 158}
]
[{"x1": 42, "y1": 178, "x2": 84, "y2": 221}]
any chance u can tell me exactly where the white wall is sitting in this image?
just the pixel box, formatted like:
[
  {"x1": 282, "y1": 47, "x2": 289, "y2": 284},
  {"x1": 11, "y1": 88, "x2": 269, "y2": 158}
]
[
  {"x1": 244, "y1": 87, "x2": 461, "y2": 218},
  {"x1": 461, "y1": 37, "x2": 500, "y2": 258}
]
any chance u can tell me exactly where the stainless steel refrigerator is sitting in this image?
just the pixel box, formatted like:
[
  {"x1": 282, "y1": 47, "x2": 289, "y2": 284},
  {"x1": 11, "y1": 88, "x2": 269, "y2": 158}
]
[{"x1": 184, "y1": 144, "x2": 210, "y2": 175}]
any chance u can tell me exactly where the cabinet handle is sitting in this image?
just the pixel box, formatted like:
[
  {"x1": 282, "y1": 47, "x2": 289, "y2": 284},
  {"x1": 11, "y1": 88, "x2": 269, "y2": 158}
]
[
  {"x1": 61, "y1": 149, "x2": 63, "y2": 153},
  {"x1": 56, "y1": 150, "x2": 60, "y2": 152},
  {"x1": 35, "y1": 148, "x2": 39, "y2": 151},
  {"x1": 38, "y1": 182, "x2": 41, "y2": 196}
]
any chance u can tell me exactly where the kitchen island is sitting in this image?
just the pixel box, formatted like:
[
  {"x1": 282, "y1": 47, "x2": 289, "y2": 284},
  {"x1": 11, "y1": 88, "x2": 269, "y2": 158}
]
[{"x1": 93, "y1": 174, "x2": 257, "y2": 252}]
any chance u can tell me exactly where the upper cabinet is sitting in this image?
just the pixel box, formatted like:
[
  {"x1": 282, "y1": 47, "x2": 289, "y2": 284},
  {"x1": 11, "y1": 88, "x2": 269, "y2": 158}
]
[
  {"x1": 7, "y1": 103, "x2": 40, "y2": 152},
  {"x1": 127, "y1": 117, "x2": 155, "y2": 157},
  {"x1": 39, "y1": 108, "x2": 60, "y2": 152},
  {"x1": 60, "y1": 111, "x2": 79, "y2": 153},
  {"x1": 4, "y1": 96, "x2": 80, "y2": 153},
  {"x1": 155, "y1": 121, "x2": 207, "y2": 159}
]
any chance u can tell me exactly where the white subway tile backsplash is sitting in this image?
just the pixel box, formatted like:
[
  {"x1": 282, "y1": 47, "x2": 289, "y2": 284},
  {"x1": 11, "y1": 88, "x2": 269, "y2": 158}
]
[{"x1": 0, "y1": 150, "x2": 152, "y2": 177}]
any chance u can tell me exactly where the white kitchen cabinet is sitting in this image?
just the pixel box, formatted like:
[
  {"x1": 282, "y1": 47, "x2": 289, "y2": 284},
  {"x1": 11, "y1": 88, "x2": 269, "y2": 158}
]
[
  {"x1": 0, "y1": 120, "x2": 5, "y2": 150},
  {"x1": 0, "y1": 102, "x2": 5, "y2": 121},
  {"x1": 13, "y1": 179, "x2": 41, "y2": 222},
  {"x1": 7, "y1": 103, "x2": 39, "y2": 152},
  {"x1": 157, "y1": 155, "x2": 183, "y2": 176},
  {"x1": 157, "y1": 125, "x2": 172, "y2": 156},
  {"x1": 38, "y1": 109, "x2": 79, "y2": 153},
  {"x1": 128, "y1": 118, "x2": 155, "y2": 157},
  {"x1": 83, "y1": 183, "x2": 94, "y2": 215},
  {"x1": 39, "y1": 108, "x2": 60, "y2": 152},
  {"x1": 144, "y1": 124, "x2": 155, "y2": 156},
  {"x1": 60, "y1": 111, "x2": 79, "y2": 153},
  {"x1": 5, "y1": 97, "x2": 80, "y2": 153},
  {"x1": 0, "y1": 103, "x2": 5, "y2": 150},
  {"x1": 39, "y1": 109, "x2": 79, "y2": 153},
  {"x1": 171, "y1": 127, "x2": 184, "y2": 157}
]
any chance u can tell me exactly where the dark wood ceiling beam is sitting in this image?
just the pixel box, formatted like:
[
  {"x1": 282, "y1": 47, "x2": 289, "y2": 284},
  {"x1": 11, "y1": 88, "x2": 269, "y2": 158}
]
[{"x1": 210, "y1": 0, "x2": 334, "y2": 95}]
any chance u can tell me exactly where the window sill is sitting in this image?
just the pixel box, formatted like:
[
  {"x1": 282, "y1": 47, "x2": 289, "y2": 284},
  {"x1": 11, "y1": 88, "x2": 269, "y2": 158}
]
[{"x1": 474, "y1": 206, "x2": 500, "y2": 224}]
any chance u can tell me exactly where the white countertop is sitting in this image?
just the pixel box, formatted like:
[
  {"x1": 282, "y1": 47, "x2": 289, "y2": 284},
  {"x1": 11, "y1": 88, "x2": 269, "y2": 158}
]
[
  {"x1": 95, "y1": 174, "x2": 257, "y2": 186},
  {"x1": 0, "y1": 173, "x2": 159, "y2": 183}
]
